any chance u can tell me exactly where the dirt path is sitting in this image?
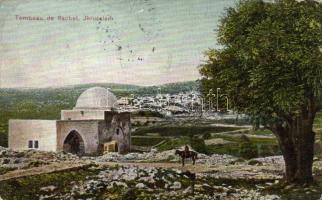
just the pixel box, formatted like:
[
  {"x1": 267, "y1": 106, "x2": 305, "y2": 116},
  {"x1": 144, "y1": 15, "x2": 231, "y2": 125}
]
[
  {"x1": 0, "y1": 161, "x2": 214, "y2": 182},
  {"x1": 97, "y1": 161, "x2": 214, "y2": 173},
  {"x1": 0, "y1": 161, "x2": 90, "y2": 182},
  {"x1": 0, "y1": 160, "x2": 282, "y2": 182}
]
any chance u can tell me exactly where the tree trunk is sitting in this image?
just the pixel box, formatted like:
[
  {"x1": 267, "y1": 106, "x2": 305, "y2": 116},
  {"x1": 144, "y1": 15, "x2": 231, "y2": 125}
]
[
  {"x1": 273, "y1": 114, "x2": 315, "y2": 184},
  {"x1": 278, "y1": 134, "x2": 297, "y2": 183},
  {"x1": 294, "y1": 128, "x2": 315, "y2": 183}
]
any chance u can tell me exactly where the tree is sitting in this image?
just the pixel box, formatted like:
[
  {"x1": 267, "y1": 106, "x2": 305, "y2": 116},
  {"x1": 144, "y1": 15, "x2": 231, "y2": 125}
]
[
  {"x1": 190, "y1": 136, "x2": 208, "y2": 154},
  {"x1": 199, "y1": 0, "x2": 322, "y2": 184},
  {"x1": 239, "y1": 135, "x2": 258, "y2": 159}
]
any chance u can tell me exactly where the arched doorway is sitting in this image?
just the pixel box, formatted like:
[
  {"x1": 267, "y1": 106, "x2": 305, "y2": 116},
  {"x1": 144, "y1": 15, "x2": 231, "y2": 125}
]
[{"x1": 63, "y1": 130, "x2": 85, "y2": 155}]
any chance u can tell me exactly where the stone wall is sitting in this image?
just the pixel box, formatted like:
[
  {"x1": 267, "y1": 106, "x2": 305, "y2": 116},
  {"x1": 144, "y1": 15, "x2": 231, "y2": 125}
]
[
  {"x1": 8, "y1": 111, "x2": 131, "y2": 155},
  {"x1": 116, "y1": 112, "x2": 131, "y2": 153},
  {"x1": 56, "y1": 120, "x2": 99, "y2": 154},
  {"x1": 98, "y1": 112, "x2": 131, "y2": 154},
  {"x1": 8, "y1": 120, "x2": 57, "y2": 151}
]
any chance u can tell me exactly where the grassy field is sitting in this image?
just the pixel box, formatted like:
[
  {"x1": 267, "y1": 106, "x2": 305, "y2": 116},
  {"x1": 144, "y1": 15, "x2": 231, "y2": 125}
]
[
  {"x1": 132, "y1": 125, "x2": 238, "y2": 137},
  {"x1": 134, "y1": 112, "x2": 321, "y2": 157},
  {"x1": 131, "y1": 137, "x2": 165, "y2": 147},
  {"x1": 252, "y1": 129, "x2": 274, "y2": 135},
  {"x1": 153, "y1": 131, "x2": 280, "y2": 158},
  {"x1": 131, "y1": 125, "x2": 241, "y2": 154},
  {"x1": 207, "y1": 134, "x2": 280, "y2": 158},
  {"x1": 131, "y1": 113, "x2": 322, "y2": 158},
  {"x1": 156, "y1": 137, "x2": 191, "y2": 151}
]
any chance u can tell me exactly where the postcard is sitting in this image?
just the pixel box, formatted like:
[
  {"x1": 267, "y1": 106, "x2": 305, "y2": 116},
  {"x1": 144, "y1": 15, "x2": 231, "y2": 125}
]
[{"x1": 0, "y1": 0, "x2": 321, "y2": 199}]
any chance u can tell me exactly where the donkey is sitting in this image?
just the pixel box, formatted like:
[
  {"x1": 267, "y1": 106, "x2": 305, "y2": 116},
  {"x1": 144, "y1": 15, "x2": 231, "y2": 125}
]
[{"x1": 175, "y1": 149, "x2": 198, "y2": 167}]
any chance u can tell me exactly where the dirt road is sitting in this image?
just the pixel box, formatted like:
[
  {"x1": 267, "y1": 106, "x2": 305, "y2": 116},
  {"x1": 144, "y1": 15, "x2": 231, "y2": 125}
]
[
  {"x1": 98, "y1": 161, "x2": 213, "y2": 173},
  {"x1": 0, "y1": 160, "x2": 214, "y2": 182},
  {"x1": 0, "y1": 159, "x2": 284, "y2": 182}
]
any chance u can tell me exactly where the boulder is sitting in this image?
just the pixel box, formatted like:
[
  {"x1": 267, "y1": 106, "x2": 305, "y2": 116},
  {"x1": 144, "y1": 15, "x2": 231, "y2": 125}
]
[
  {"x1": 263, "y1": 194, "x2": 280, "y2": 200},
  {"x1": 40, "y1": 185, "x2": 57, "y2": 192},
  {"x1": 110, "y1": 181, "x2": 128, "y2": 188},
  {"x1": 135, "y1": 183, "x2": 146, "y2": 189},
  {"x1": 170, "y1": 181, "x2": 182, "y2": 190},
  {"x1": 124, "y1": 153, "x2": 140, "y2": 160},
  {"x1": 183, "y1": 186, "x2": 192, "y2": 194}
]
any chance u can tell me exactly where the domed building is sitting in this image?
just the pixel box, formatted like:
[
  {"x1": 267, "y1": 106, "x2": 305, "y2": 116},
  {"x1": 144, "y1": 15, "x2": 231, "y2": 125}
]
[
  {"x1": 8, "y1": 87, "x2": 131, "y2": 155},
  {"x1": 74, "y1": 87, "x2": 117, "y2": 110}
]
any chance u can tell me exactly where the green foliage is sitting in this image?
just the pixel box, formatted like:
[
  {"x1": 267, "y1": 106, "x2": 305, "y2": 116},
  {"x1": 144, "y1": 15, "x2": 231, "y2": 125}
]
[
  {"x1": 0, "y1": 132, "x2": 8, "y2": 147},
  {"x1": 239, "y1": 135, "x2": 258, "y2": 159},
  {"x1": 190, "y1": 136, "x2": 208, "y2": 154},
  {"x1": 252, "y1": 129, "x2": 274, "y2": 135},
  {"x1": 200, "y1": 0, "x2": 322, "y2": 123},
  {"x1": 315, "y1": 112, "x2": 322, "y2": 135},
  {"x1": 157, "y1": 137, "x2": 191, "y2": 151},
  {"x1": 211, "y1": 133, "x2": 277, "y2": 144},
  {"x1": 239, "y1": 141, "x2": 258, "y2": 159},
  {"x1": 121, "y1": 188, "x2": 137, "y2": 200},
  {"x1": 202, "y1": 132, "x2": 212, "y2": 140},
  {"x1": 131, "y1": 137, "x2": 165, "y2": 146},
  {"x1": 157, "y1": 136, "x2": 209, "y2": 154},
  {"x1": 131, "y1": 110, "x2": 164, "y2": 118}
]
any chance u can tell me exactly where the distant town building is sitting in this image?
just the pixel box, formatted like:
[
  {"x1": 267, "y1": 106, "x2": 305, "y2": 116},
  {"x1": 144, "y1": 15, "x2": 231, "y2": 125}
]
[
  {"x1": 8, "y1": 87, "x2": 131, "y2": 155},
  {"x1": 116, "y1": 97, "x2": 130, "y2": 106}
]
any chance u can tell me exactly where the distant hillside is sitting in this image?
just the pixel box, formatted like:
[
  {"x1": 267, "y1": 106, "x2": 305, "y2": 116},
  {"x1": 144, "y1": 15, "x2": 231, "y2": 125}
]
[
  {"x1": 137, "y1": 81, "x2": 200, "y2": 95},
  {"x1": 0, "y1": 81, "x2": 199, "y2": 147},
  {"x1": 57, "y1": 80, "x2": 199, "y2": 95}
]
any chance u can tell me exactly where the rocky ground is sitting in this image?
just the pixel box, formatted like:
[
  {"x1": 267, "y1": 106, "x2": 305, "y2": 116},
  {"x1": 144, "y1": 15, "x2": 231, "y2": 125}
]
[
  {"x1": 1, "y1": 146, "x2": 322, "y2": 200},
  {"x1": 0, "y1": 146, "x2": 79, "y2": 175},
  {"x1": 36, "y1": 165, "x2": 281, "y2": 200},
  {"x1": 92, "y1": 149, "x2": 239, "y2": 165}
]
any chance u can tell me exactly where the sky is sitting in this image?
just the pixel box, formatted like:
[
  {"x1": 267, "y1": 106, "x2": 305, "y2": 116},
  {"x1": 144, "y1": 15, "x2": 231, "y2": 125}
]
[{"x1": 0, "y1": 0, "x2": 237, "y2": 88}]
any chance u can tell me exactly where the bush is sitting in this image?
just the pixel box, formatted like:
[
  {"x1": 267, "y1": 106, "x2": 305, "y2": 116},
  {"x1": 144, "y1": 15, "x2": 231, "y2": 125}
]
[
  {"x1": 202, "y1": 133, "x2": 211, "y2": 140},
  {"x1": 240, "y1": 134, "x2": 250, "y2": 142},
  {"x1": 0, "y1": 132, "x2": 8, "y2": 147},
  {"x1": 121, "y1": 188, "x2": 137, "y2": 200},
  {"x1": 239, "y1": 141, "x2": 258, "y2": 159},
  {"x1": 190, "y1": 137, "x2": 208, "y2": 154},
  {"x1": 132, "y1": 110, "x2": 163, "y2": 118}
]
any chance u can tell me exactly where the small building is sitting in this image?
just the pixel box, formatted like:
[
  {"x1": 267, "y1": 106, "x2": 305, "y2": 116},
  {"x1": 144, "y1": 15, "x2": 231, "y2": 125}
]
[{"x1": 8, "y1": 87, "x2": 131, "y2": 155}]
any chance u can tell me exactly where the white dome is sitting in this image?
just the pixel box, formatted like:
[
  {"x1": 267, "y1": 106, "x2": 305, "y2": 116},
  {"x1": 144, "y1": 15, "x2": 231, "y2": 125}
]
[{"x1": 74, "y1": 87, "x2": 117, "y2": 109}]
